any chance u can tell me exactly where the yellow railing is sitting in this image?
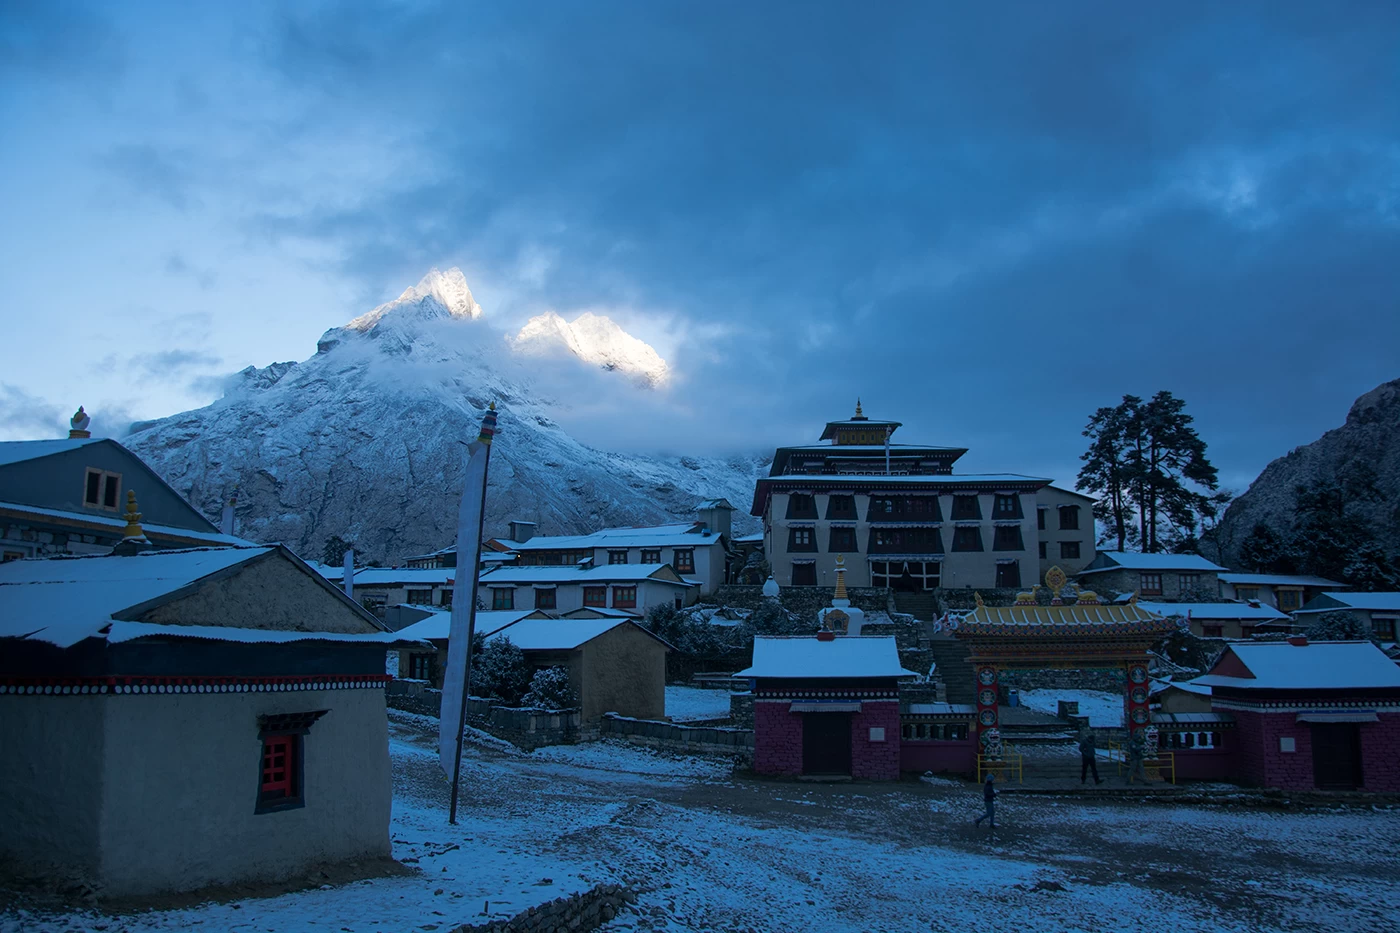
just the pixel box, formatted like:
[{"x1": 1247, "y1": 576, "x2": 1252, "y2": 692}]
[
  {"x1": 1107, "y1": 740, "x2": 1175, "y2": 784},
  {"x1": 977, "y1": 745, "x2": 1024, "y2": 785}
]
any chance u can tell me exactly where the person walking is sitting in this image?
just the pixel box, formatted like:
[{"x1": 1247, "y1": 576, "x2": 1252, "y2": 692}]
[
  {"x1": 1125, "y1": 729, "x2": 1149, "y2": 785},
  {"x1": 1079, "y1": 728, "x2": 1103, "y2": 785},
  {"x1": 973, "y1": 772, "x2": 997, "y2": 828}
]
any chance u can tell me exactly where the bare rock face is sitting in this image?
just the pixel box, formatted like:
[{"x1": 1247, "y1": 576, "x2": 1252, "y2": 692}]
[
  {"x1": 1218, "y1": 377, "x2": 1400, "y2": 562},
  {"x1": 123, "y1": 271, "x2": 765, "y2": 565}
]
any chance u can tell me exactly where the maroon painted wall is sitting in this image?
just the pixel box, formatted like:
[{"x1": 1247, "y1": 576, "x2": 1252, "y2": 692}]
[
  {"x1": 851, "y1": 701, "x2": 900, "y2": 781},
  {"x1": 1232, "y1": 709, "x2": 1400, "y2": 791},
  {"x1": 753, "y1": 699, "x2": 902, "y2": 780},
  {"x1": 754, "y1": 700, "x2": 803, "y2": 776},
  {"x1": 899, "y1": 739, "x2": 976, "y2": 775}
]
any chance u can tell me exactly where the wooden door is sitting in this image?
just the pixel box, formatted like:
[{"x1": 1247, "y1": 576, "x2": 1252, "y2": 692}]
[
  {"x1": 802, "y1": 713, "x2": 852, "y2": 775},
  {"x1": 1311, "y1": 724, "x2": 1362, "y2": 789}
]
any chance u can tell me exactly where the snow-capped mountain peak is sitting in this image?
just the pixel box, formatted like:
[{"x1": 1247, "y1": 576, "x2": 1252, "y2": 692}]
[
  {"x1": 346, "y1": 267, "x2": 483, "y2": 333},
  {"x1": 511, "y1": 310, "x2": 670, "y2": 388}
]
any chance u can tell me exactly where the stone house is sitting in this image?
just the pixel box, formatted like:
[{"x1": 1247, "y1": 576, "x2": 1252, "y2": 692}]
[
  {"x1": 1137, "y1": 600, "x2": 1289, "y2": 639},
  {"x1": 1293, "y1": 592, "x2": 1400, "y2": 643},
  {"x1": 1075, "y1": 551, "x2": 1225, "y2": 601},
  {"x1": 1197, "y1": 638, "x2": 1400, "y2": 791},
  {"x1": 0, "y1": 413, "x2": 246, "y2": 561},
  {"x1": 0, "y1": 541, "x2": 419, "y2": 897},
  {"x1": 1217, "y1": 573, "x2": 1347, "y2": 614},
  {"x1": 740, "y1": 635, "x2": 915, "y2": 780},
  {"x1": 391, "y1": 608, "x2": 541, "y2": 682}
]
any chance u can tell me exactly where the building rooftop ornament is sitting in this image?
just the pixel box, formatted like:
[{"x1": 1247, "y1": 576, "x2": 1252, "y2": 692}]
[
  {"x1": 820, "y1": 556, "x2": 865, "y2": 635},
  {"x1": 121, "y1": 490, "x2": 146, "y2": 540},
  {"x1": 1045, "y1": 565, "x2": 1069, "y2": 605},
  {"x1": 69, "y1": 406, "x2": 91, "y2": 439},
  {"x1": 762, "y1": 574, "x2": 780, "y2": 599},
  {"x1": 853, "y1": 398, "x2": 866, "y2": 421}
]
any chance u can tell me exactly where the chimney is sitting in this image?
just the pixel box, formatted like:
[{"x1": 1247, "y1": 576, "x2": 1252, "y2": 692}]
[
  {"x1": 1287, "y1": 634, "x2": 1308, "y2": 647},
  {"x1": 220, "y1": 489, "x2": 238, "y2": 536},
  {"x1": 343, "y1": 548, "x2": 355, "y2": 600},
  {"x1": 69, "y1": 406, "x2": 92, "y2": 439},
  {"x1": 695, "y1": 499, "x2": 734, "y2": 538},
  {"x1": 509, "y1": 520, "x2": 537, "y2": 543}
]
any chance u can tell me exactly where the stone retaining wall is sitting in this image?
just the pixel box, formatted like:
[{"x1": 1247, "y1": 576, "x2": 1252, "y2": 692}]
[
  {"x1": 386, "y1": 682, "x2": 581, "y2": 750},
  {"x1": 712, "y1": 584, "x2": 892, "y2": 615},
  {"x1": 449, "y1": 883, "x2": 635, "y2": 933},
  {"x1": 601, "y1": 713, "x2": 753, "y2": 760}
]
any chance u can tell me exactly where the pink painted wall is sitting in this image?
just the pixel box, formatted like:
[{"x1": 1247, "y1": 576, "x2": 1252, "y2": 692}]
[
  {"x1": 1232, "y1": 710, "x2": 1400, "y2": 791},
  {"x1": 899, "y1": 739, "x2": 976, "y2": 775},
  {"x1": 850, "y1": 701, "x2": 900, "y2": 781},
  {"x1": 754, "y1": 700, "x2": 803, "y2": 776}
]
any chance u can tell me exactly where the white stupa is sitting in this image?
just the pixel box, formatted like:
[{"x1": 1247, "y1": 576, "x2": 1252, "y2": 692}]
[
  {"x1": 761, "y1": 574, "x2": 780, "y2": 599},
  {"x1": 817, "y1": 555, "x2": 864, "y2": 636}
]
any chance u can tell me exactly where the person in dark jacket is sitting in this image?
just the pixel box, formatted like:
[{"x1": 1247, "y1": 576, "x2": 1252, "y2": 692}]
[
  {"x1": 1079, "y1": 728, "x2": 1103, "y2": 784},
  {"x1": 973, "y1": 772, "x2": 997, "y2": 828}
]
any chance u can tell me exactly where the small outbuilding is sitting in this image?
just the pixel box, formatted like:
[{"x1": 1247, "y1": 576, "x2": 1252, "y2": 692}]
[
  {"x1": 740, "y1": 635, "x2": 915, "y2": 780},
  {"x1": 1196, "y1": 637, "x2": 1400, "y2": 791},
  {"x1": 0, "y1": 542, "x2": 420, "y2": 898}
]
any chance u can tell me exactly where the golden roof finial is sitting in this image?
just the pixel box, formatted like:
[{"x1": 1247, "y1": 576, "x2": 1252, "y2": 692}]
[
  {"x1": 854, "y1": 397, "x2": 864, "y2": 418},
  {"x1": 974, "y1": 591, "x2": 985, "y2": 609},
  {"x1": 69, "y1": 406, "x2": 92, "y2": 439},
  {"x1": 489, "y1": 401, "x2": 496, "y2": 411},
  {"x1": 121, "y1": 490, "x2": 145, "y2": 539},
  {"x1": 832, "y1": 554, "x2": 848, "y2": 600}
]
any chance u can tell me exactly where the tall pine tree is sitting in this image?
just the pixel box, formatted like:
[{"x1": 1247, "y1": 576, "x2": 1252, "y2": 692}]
[{"x1": 1077, "y1": 398, "x2": 1140, "y2": 552}]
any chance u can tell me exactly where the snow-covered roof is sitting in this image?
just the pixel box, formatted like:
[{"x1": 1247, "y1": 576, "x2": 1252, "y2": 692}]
[
  {"x1": 349, "y1": 568, "x2": 456, "y2": 587},
  {"x1": 0, "y1": 437, "x2": 105, "y2": 467},
  {"x1": 0, "y1": 545, "x2": 385, "y2": 648},
  {"x1": 737, "y1": 635, "x2": 916, "y2": 680},
  {"x1": 1150, "y1": 679, "x2": 1212, "y2": 696},
  {"x1": 503, "y1": 522, "x2": 722, "y2": 551},
  {"x1": 487, "y1": 617, "x2": 667, "y2": 652},
  {"x1": 1218, "y1": 573, "x2": 1345, "y2": 588},
  {"x1": 1078, "y1": 552, "x2": 1225, "y2": 575},
  {"x1": 394, "y1": 609, "x2": 536, "y2": 642},
  {"x1": 1137, "y1": 601, "x2": 1288, "y2": 621},
  {"x1": 1196, "y1": 641, "x2": 1400, "y2": 691},
  {"x1": 732, "y1": 532, "x2": 764, "y2": 543},
  {"x1": 760, "y1": 473, "x2": 1050, "y2": 485},
  {"x1": 102, "y1": 620, "x2": 422, "y2": 647},
  {"x1": 0, "y1": 500, "x2": 251, "y2": 547},
  {"x1": 1296, "y1": 592, "x2": 1400, "y2": 613},
  {"x1": 478, "y1": 564, "x2": 694, "y2": 586}
]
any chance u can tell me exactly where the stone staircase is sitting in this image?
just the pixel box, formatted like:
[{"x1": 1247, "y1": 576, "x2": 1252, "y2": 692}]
[
  {"x1": 926, "y1": 635, "x2": 976, "y2": 704},
  {"x1": 892, "y1": 590, "x2": 939, "y2": 621}
]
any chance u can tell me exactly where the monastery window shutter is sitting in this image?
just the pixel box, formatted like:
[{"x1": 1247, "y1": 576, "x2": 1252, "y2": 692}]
[
  {"x1": 785, "y1": 494, "x2": 818, "y2": 520},
  {"x1": 788, "y1": 527, "x2": 817, "y2": 552},
  {"x1": 995, "y1": 561, "x2": 1021, "y2": 588},
  {"x1": 951, "y1": 496, "x2": 981, "y2": 521},
  {"x1": 673, "y1": 549, "x2": 695, "y2": 573},
  {"x1": 992, "y1": 495, "x2": 1022, "y2": 520},
  {"x1": 951, "y1": 526, "x2": 983, "y2": 552},
  {"x1": 583, "y1": 586, "x2": 607, "y2": 607},
  {"x1": 1058, "y1": 505, "x2": 1080, "y2": 530},
  {"x1": 1059, "y1": 541, "x2": 1080, "y2": 559},
  {"x1": 611, "y1": 585, "x2": 637, "y2": 609},
  {"x1": 641, "y1": 549, "x2": 661, "y2": 564},
  {"x1": 992, "y1": 525, "x2": 1024, "y2": 551}
]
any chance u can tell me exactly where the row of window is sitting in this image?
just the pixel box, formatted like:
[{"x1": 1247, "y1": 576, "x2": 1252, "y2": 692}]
[
  {"x1": 1233, "y1": 585, "x2": 1303, "y2": 611},
  {"x1": 607, "y1": 549, "x2": 695, "y2": 573},
  {"x1": 787, "y1": 525, "x2": 1027, "y2": 553},
  {"x1": 789, "y1": 559, "x2": 1023, "y2": 588},
  {"x1": 785, "y1": 493, "x2": 1081, "y2": 526},
  {"x1": 83, "y1": 468, "x2": 123, "y2": 511},
  {"x1": 491, "y1": 585, "x2": 638, "y2": 611},
  {"x1": 1036, "y1": 541, "x2": 1083, "y2": 560}
]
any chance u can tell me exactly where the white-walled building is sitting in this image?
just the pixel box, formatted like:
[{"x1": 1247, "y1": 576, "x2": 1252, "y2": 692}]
[
  {"x1": 1216, "y1": 572, "x2": 1347, "y2": 614},
  {"x1": 478, "y1": 562, "x2": 696, "y2": 617}
]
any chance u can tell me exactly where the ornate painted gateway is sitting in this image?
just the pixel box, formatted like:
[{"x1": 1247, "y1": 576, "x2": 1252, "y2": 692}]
[{"x1": 947, "y1": 567, "x2": 1177, "y2": 756}]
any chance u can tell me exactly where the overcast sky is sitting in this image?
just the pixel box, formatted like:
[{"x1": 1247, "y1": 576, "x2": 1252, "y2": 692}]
[{"x1": 2, "y1": 1, "x2": 1397, "y2": 494}]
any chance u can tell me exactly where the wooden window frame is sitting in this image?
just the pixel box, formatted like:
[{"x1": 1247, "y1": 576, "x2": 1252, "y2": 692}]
[
  {"x1": 1059, "y1": 541, "x2": 1081, "y2": 560},
  {"x1": 608, "y1": 550, "x2": 629, "y2": 565},
  {"x1": 673, "y1": 549, "x2": 695, "y2": 574},
  {"x1": 1037, "y1": 507, "x2": 1047, "y2": 531},
  {"x1": 788, "y1": 528, "x2": 817, "y2": 552},
  {"x1": 991, "y1": 525, "x2": 1024, "y2": 552},
  {"x1": 994, "y1": 561, "x2": 1021, "y2": 588},
  {"x1": 1372, "y1": 615, "x2": 1397, "y2": 639},
  {"x1": 641, "y1": 549, "x2": 661, "y2": 564},
  {"x1": 951, "y1": 526, "x2": 983, "y2": 552},
  {"x1": 1057, "y1": 505, "x2": 1080, "y2": 531},
  {"x1": 534, "y1": 587, "x2": 557, "y2": 610},
  {"x1": 405, "y1": 589, "x2": 433, "y2": 605},
  {"x1": 1201, "y1": 624, "x2": 1224, "y2": 638},
  {"x1": 491, "y1": 588, "x2": 515, "y2": 610},
  {"x1": 408, "y1": 652, "x2": 436, "y2": 681},
  {"x1": 828, "y1": 527, "x2": 858, "y2": 553},
  {"x1": 257, "y1": 733, "x2": 303, "y2": 813},
  {"x1": 791, "y1": 562, "x2": 817, "y2": 586},
  {"x1": 611, "y1": 585, "x2": 637, "y2": 609},
  {"x1": 992, "y1": 495, "x2": 1023, "y2": 521},
  {"x1": 950, "y1": 496, "x2": 981, "y2": 522},
  {"x1": 583, "y1": 586, "x2": 607, "y2": 608},
  {"x1": 1139, "y1": 573, "x2": 1163, "y2": 596}
]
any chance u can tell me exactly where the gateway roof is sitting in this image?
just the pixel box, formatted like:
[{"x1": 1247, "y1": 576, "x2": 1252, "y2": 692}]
[
  {"x1": 1196, "y1": 641, "x2": 1400, "y2": 691},
  {"x1": 737, "y1": 635, "x2": 916, "y2": 679}
]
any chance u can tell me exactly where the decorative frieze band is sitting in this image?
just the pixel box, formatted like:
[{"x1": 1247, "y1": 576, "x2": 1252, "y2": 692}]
[{"x1": 0, "y1": 674, "x2": 394, "y2": 696}]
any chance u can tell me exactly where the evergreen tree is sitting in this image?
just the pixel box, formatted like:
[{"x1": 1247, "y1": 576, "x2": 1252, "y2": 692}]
[
  {"x1": 1237, "y1": 523, "x2": 1291, "y2": 573},
  {"x1": 472, "y1": 636, "x2": 531, "y2": 705},
  {"x1": 1305, "y1": 610, "x2": 1375, "y2": 643},
  {"x1": 1077, "y1": 391, "x2": 1218, "y2": 552},
  {"x1": 321, "y1": 535, "x2": 351, "y2": 566}
]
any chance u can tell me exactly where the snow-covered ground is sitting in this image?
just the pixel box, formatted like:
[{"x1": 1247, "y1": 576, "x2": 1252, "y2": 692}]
[
  {"x1": 664, "y1": 684, "x2": 733, "y2": 721},
  {"x1": 6, "y1": 709, "x2": 1400, "y2": 933},
  {"x1": 1017, "y1": 688, "x2": 1125, "y2": 727}
]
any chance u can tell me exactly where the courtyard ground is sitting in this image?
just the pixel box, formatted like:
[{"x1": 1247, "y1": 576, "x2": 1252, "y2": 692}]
[{"x1": 4, "y1": 709, "x2": 1399, "y2": 933}]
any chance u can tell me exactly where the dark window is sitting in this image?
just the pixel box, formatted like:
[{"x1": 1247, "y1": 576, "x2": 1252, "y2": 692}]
[
  {"x1": 788, "y1": 528, "x2": 817, "y2": 552},
  {"x1": 867, "y1": 496, "x2": 942, "y2": 521},
  {"x1": 84, "y1": 470, "x2": 101, "y2": 505},
  {"x1": 608, "y1": 550, "x2": 629, "y2": 565},
  {"x1": 1140, "y1": 573, "x2": 1163, "y2": 596},
  {"x1": 992, "y1": 526, "x2": 1024, "y2": 551},
  {"x1": 2, "y1": 551, "x2": 23, "y2": 563},
  {"x1": 534, "y1": 588, "x2": 557, "y2": 610},
  {"x1": 84, "y1": 468, "x2": 121, "y2": 510},
  {"x1": 792, "y1": 563, "x2": 817, "y2": 586},
  {"x1": 491, "y1": 588, "x2": 514, "y2": 610},
  {"x1": 785, "y1": 494, "x2": 818, "y2": 519},
  {"x1": 612, "y1": 585, "x2": 637, "y2": 609},
  {"x1": 1373, "y1": 616, "x2": 1397, "y2": 639},
  {"x1": 829, "y1": 527, "x2": 858, "y2": 552},
  {"x1": 440, "y1": 589, "x2": 453, "y2": 607},
  {"x1": 673, "y1": 549, "x2": 695, "y2": 574},
  {"x1": 583, "y1": 586, "x2": 607, "y2": 607},
  {"x1": 995, "y1": 562, "x2": 1021, "y2": 588},
  {"x1": 1179, "y1": 573, "x2": 1199, "y2": 587},
  {"x1": 258, "y1": 734, "x2": 301, "y2": 811},
  {"x1": 103, "y1": 475, "x2": 120, "y2": 509},
  {"x1": 869, "y1": 527, "x2": 943, "y2": 554},
  {"x1": 992, "y1": 495, "x2": 1023, "y2": 520},
  {"x1": 1037, "y1": 508, "x2": 1046, "y2": 531},
  {"x1": 406, "y1": 589, "x2": 433, "y2": 605},
  {"x1": 1059, "y1": 541, "x2": 1081, "y2": 559},
  {"x1": 1276, "y1": 589, "x2": 1301, "y2": 611},
  {"x1": 641, "y1": 549, "x2": 661, "y2": 564},
  {"x1": 1038, "y1": 542, "x2": 1047, "y2": 559},
  {"x1": 951, "y1": 526, "x2": 983, "y2": 552},
  {"x1": 1201, "y1": 624, "x2": 1224, "y2": 638},
  {"x1": 1058, "y1": 505, "x2": 1080, "y2": 530},
  {"x1": 1235, "y1": 586, "x2": 1260, "y2": 601},
  {"x1": 408, "y1": 652, "x2": 436, "y2": 681},
  {"x1": 951, "y1": 496, "x2": 981, "y2": 521},
  {"x1": 825, "y1": 495, "x2": 858, "y2": 520}
]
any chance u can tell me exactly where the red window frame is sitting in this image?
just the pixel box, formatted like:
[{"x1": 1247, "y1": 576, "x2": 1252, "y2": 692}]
[
  {"x1": 583, "y1": 586, "x2": 607, "y2": 608},
  {"x1": 611, "y1": 585, "x2": 637, "y2": 609},
  {"x1": 491, "y1": 588, "x2": 514, "y2": 610},
  {"x1": 534, "y1": 587, "x2": 557, "y2": 610},
  {"x1": 673, "y1": 549, "x2": 695, "y2": 573},
  {"x1": 1140, "y1": 573, "x2": 1163, "y2": 596},
  {"x1": 259, "y1": 734, "x2": 299, "y2": 808},
  {"x1": 641, "y1": 549, "x2": 661, "y2": 564}
]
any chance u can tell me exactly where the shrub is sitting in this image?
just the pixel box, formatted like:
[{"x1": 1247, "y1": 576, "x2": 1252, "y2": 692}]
[
  {"x1": 472, "y1": 636, "x2": 531, "y2": 704},
  {"x1": 521, "y1": 666, "x2": 577, "y2": 710}
]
